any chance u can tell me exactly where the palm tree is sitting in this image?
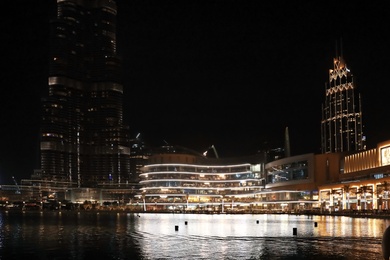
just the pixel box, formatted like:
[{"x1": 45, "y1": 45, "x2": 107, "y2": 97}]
[
  {"x1": 327, "y1": 189, "x2": 341, "y2": 212},
  {"x1": 357, "y1": 185, "x2": 373, "y2": 210},
  {"x1": 383, "y1": 181, "x2": 390, "y2": 210},
  {"x1": 343, "y1": 184, "x2": 351, "y2": 210},
  {"x1": 378, "y1": 181, "x2": 390, "y2": 210}
]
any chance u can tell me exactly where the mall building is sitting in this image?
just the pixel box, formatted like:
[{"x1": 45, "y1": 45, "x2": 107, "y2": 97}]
[
  {"x1": 318, "y1": 140, "x2": 390, "y2": 212},
  {"x1": 132, "y1": 140, "x2": 390, "y2": 213},
  {"x1": 1, "y1": 140, "x2": 390, "y2": 213}
]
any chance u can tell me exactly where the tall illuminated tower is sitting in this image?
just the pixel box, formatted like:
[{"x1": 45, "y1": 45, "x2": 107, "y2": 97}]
[
  {"x1": 321, "y1": 51, "x2": 365, "y2": 154},
  {"x1": 40, "y1": 0, "x2": 131, "y2": 187}
]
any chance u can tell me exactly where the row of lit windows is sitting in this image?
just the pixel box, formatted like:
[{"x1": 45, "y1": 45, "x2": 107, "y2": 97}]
[
  {"x1": 143, "y1": 165, "x2": 250, "y2": 174},
  {"x1": 141, "y1": 181, "x2": 261, "y2": 189},
  {"x1": 42, "y1": 133, "x2": 63, "y2": 138},
  {"x1": 142, "y1": 187, "x2": 262, "y2": 196},
  {"x1": 141, "y1": 173, "x2": 257, "y2": 181}
]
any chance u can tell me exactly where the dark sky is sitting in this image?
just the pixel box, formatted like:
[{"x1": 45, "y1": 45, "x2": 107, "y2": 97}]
[{"x1": 1, "y1": 0, "x2": 390, "y2": 183}]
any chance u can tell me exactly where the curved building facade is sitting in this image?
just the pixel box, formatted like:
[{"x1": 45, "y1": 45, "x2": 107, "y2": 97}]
[
  {"x1": 137, "y1": 146, "x2": 264, "y2": 211},
  {"x1": 133, "y1": 146, "x2": 326, "y2": 212}
]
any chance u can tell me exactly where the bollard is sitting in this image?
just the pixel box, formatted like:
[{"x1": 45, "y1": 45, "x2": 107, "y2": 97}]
[
  {"x1": 175, "y1": 225, "x2": 179, "y2": 231},
  {"x1": 185, "y1": 221, "x2": 188, "y2": 225},
  {"x1": 314, "y1": 222, "x2": 318, "y2": 227},
  {"x1": 382, "y1": 225, "x2": 390, "y2": 259},
  {"x1": 293, "y1": 227, "x2": 297, "y2": 236}
]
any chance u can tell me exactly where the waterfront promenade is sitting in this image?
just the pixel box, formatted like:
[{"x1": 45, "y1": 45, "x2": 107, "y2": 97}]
[{"x1": 2, "y1": 203, "x2": 390, "y2": 219}]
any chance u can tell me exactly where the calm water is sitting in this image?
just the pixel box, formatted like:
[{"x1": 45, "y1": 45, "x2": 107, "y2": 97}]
[{"x1": 0, "y1": 210, "x2": 389, "y2": 260}]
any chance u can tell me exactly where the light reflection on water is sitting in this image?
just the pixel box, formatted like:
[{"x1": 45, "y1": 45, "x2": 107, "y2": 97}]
[{"x1": 0, "y1": 211, "x2": 388, "y2": 259}]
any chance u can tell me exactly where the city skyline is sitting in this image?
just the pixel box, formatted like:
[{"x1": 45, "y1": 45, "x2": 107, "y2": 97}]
[{"x1": 1, "y1": 1, "x2": 390, "y2": 183}]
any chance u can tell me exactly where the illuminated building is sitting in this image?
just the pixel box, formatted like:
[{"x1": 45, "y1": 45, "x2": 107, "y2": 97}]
[
  {"x1": 129, "y1": 133, "x2": 151, "y2": 183},
  {"x1": 318, "y1": 140, "x2": 390, "y2": 211},
  {"x1": 135, "y1": 146, "x2": 337, "y2": 212},
  {"x1": 137, "y1": 146, "x2": 266, "y2": 212},
  {"x1": 40, "y1": 0, "x2": 131, "y2": 187},
  {"x1": 321, "y1": 52, "x2": 365, "y2": 153}
]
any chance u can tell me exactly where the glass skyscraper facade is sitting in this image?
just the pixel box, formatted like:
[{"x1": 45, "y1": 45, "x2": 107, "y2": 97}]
[{"x1": 40, "y1": 0, "x2": 131, "y2": 187}]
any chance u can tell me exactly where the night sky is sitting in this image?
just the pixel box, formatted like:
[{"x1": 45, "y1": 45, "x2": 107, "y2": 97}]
[{"x1": 1, "y1": 0, "x2": 389, "y2": 183}]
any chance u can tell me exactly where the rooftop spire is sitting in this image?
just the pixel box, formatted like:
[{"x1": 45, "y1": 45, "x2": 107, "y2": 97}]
[{"x1": 284, "y1": 127, "x2": 291, "y2": 157}]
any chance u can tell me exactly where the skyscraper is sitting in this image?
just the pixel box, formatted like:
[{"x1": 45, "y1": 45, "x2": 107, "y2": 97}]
[
  {"x1": 40, "y1": 0, "x2": 131, "y2": 187},
  {"x1": 321, "y1": 50, "x2": 365, "y2": 154}
]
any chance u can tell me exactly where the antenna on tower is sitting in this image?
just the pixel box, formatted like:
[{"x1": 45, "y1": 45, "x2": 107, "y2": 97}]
[{"x1": 284, "y1": 127, "x2": 291, "y2": 157}]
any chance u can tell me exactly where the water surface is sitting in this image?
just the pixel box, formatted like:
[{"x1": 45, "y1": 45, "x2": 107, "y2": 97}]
[{"x1": 0, "y1": 211, "x2": 388, "y2": 259}]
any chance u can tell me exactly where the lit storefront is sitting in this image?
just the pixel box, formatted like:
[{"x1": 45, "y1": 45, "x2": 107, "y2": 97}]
[{"x1": 319, "y1": 141, "x2": 390, "y2": 212}]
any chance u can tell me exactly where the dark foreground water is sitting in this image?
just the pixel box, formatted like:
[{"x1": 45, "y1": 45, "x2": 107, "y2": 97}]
[{"x1": 0, "y1": 210, "x2": 389, "y2": 260}]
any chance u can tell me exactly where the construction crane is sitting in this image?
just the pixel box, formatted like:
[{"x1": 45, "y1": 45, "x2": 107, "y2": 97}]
[
  {"x1": 12, "y1": 176, "x2": 21, "y2": 194},
  {"x1": 203, "y1": 145, "x2": 219, "y2": 159}
]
